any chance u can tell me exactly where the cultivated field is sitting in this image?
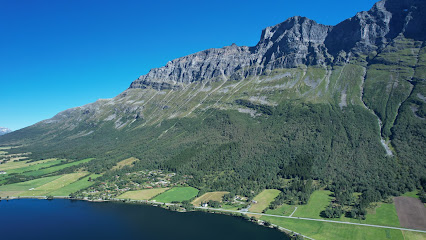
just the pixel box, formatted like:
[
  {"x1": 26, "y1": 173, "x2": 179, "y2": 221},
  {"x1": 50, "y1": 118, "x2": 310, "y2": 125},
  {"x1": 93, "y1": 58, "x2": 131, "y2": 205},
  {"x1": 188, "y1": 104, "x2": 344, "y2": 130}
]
[
  {"x1": 0, "y1": 160, "x2": 31, "y2": 171},
  {"x1": 152, "y1": 187, "x2": 199, "y2": 203},
  {"x1": 112, "y1": 157, "x2": 139, "y2": 170},
  {"x1": 191, "y1": 191, "x2": 229, "y2": 206},
  {"x1": 293, "y1": 190, "x2": 332, "y2": 218},
  {"x1": 1, "y1": 159, "x2": 62, "y2": 175},
  {"x1": 20, "y1": 172, "x2": 88, "y2": 196},
  {"x1": 20, "y1": 158, "x2": 93, "y2": 177},
  {"x1": 402, "y1": 231, "x2": 426, "y2": 240},
  {"x1": 118, "y1": 188, "x2": 169, "y2": 200},
  {"x1": 395, "y1": 196, "x2": 426, "y2": 231},
  {"x1": 0, "y1": 175, "x2": 61, "y2": 197},
  {"x1": 261, "y1": 215, "x2": 406, "y2": 240},
  {"x1": 48, "y1": 173, "x2": 101, "y2": 196},
  {"x1": 249, "y1": 189, "x2": 281, "y2": 213},
  {"x1": 265, "y1": 203, "x2": 296, "y2": 216}
]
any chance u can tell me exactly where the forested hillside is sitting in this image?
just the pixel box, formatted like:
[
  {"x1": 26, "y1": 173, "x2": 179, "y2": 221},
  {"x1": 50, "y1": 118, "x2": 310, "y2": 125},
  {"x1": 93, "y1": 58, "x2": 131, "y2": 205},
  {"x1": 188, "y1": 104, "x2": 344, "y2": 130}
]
[{"x1": 0, "y1": 0, "x2": 425, "y2": 214}]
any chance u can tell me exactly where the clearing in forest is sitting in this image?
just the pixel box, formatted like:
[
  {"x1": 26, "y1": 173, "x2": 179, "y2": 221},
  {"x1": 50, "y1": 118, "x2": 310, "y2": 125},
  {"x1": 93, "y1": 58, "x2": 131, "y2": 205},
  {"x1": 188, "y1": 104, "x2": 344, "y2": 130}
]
[
  {"x1": 118, "y1": 188, "x2": 169, "y2": 200},
  {"x1": 292, "y1": 190, "x2": 332, "y2": 219},
  {"x1": 191, "y1": 191, "x2": 229, "y2": 206},
  {"x1": 249, "y1": 189, "x2": 281, "y2": 213},
  {"x1": 112, "y1": 157, "x2": 139, "y2": 170},
  {"x1": 152, "y1": 187, "x2": 199, "y2": 203}
]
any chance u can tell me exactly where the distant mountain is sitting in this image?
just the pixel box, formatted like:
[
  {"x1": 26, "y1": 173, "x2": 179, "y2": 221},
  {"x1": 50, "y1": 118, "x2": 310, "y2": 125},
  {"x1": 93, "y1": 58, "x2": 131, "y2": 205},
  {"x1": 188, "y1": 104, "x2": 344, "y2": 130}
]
[
  {"x1": 1, "y1": 0, "x2": 425, "y2": 203},
  {"x1": 0, "y1": 127, "x2": 11, "y2": 136}
]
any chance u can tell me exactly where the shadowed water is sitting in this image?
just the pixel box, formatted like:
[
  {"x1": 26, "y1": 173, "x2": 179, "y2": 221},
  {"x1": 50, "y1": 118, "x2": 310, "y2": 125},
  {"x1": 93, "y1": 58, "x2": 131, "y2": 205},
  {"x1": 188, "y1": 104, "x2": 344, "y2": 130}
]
[{"x1": 0, "y1": 199, "x2": 288, "y2": 240}]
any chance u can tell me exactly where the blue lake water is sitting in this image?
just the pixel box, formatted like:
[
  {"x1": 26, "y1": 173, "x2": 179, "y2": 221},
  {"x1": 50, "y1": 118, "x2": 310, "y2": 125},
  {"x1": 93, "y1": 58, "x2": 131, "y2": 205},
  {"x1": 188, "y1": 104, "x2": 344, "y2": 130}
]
[{"x1": 0, "y1": 199, "x2": 288, "y2": 240}]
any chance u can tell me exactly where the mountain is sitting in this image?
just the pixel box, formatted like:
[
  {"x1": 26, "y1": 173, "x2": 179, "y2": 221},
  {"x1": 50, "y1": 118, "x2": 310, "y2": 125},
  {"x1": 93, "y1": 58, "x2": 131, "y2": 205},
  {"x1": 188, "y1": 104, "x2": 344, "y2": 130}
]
[
  {"x1": 0, "y1": 127, "x2": 12, "y2": 136},
  {"x1": 1, "y1": 0, "x2": 425, "y2": 202}
]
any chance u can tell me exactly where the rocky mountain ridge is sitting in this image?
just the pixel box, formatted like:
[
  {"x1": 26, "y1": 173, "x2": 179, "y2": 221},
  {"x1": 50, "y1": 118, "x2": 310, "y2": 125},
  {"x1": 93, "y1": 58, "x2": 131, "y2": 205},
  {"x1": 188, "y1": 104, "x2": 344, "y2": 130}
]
[{"x1": 130, "y1": 0, "x2": 425, "y2": 91}]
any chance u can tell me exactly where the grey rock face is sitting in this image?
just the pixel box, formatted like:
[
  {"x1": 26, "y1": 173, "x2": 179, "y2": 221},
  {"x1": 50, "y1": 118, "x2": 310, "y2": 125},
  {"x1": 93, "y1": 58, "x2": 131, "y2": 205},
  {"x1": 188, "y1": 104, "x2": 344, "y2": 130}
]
[
  {"x1": 127, "y1": 0, "x2": 423, "y2": 91},
  {"x1": 130, "y1": 44, "x2": 253, "y2": 90},
  {"x1": 253, "y1": 16, "x2": 333, "y2": 69},
  {"x1": 0, "y1": 127, "x2": 11, "y2": 136}
]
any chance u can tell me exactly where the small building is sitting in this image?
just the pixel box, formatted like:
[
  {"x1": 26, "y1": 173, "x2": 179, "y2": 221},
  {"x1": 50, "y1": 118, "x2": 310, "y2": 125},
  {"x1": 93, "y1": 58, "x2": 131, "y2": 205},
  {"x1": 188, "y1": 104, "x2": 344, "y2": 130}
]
[
  {"x1": 201, "y1": 203, "x2": 208, "y2": 207},
  {"x1": 0, "y1": 171, "x2": 6, "y2": 174}
]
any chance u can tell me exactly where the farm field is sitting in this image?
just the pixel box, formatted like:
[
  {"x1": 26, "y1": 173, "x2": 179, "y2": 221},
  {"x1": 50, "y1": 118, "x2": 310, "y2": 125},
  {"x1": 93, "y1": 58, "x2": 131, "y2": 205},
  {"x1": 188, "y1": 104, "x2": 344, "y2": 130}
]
[
  {"x1": 20, "y1": 172, "x2": 88, "y2": 196},
  {"x1": 402, "y1": 231, "x2": 426, "y2": 240},
  {"x1": 118, "y1": 188, "x2": 169, "y2": 200},
  {"x1": 249, "y1": 189, "x2": 281, "y2": 213},
  {"x1": 261, "y1": 215, "x2": 406, "y2": 240},
  {"x1": 112, "y1": 157, "x2": 139, "y2": 170},
  {"x1": 293, "y1": 190, "x2": 332, "y2": 218},
  {"x1": 0, "y1": 175, "x2": 61, "y2": 197},
  {"x1": 2, "y1": 159, "x2": 62, "y2": 175},
  {"x1": 152, "y1": 187, "x2": 199, "y2": 203},
  {"x1": 48, "y1": 173, "x2": 101, "y2": 196},
  {"x1": 265, "y1": 203, "x2": 296, "y2": 216},
  {"x1": 289, "y1": 190, "x2": 401, "y2": 227},
  {"x1": 0, "y1": 160, "x2": 31, "y2": 171},
  {"x1": 191, "y1": 191, "x2": 229, "y2": 206},
  {"x1": 338, "y1": 203, "x2": 401, "y2": 227},
  {"x1": 394, "y1": 197, "x2": 426, "y2": 230},
  {"x1": 21, "y1": 158, "x2": 93, "y2": 177}
]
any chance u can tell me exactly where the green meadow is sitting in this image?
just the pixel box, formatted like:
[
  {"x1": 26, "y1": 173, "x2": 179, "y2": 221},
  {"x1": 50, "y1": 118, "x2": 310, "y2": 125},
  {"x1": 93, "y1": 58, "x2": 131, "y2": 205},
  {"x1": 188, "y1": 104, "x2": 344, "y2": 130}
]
[
  {"x1": 152, "y1": 187, "x2": 199, "y2": 203},
  {"x1": 249, "y1": 189, "x2": 281, "y2": 213},
  {"x1": 48, "y1": 173, "x2": 101, "y2": 196}
]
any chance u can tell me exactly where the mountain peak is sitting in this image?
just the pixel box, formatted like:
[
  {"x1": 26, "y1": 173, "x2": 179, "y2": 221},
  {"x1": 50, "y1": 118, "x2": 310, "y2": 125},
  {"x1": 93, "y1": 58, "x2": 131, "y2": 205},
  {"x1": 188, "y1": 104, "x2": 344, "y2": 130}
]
[{"x1": 0, "y1": 127, "x2": 11, "y2": 136}]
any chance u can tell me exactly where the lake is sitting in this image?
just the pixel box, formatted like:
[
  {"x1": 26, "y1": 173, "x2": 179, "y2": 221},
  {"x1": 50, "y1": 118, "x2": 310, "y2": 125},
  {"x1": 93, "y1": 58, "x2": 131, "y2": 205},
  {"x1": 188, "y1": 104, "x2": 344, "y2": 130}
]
[{"x1": 0, "y1": 199, "x2": 288, "y2": 240}]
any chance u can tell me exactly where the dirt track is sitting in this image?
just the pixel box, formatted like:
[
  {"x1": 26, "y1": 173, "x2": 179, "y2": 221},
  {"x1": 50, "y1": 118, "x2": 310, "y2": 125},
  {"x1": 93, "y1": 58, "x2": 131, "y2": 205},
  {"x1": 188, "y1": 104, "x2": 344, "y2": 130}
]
[{"x1": 394, "y1": 196, "x2": 426, "y2": 230}]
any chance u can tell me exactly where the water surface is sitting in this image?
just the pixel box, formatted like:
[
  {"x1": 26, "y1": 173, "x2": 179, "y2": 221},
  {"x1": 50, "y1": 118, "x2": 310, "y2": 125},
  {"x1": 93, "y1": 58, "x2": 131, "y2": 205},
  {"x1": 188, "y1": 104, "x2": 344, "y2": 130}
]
[{"x1": 0, "y1": 199, "x2": 288, "y2": 240}]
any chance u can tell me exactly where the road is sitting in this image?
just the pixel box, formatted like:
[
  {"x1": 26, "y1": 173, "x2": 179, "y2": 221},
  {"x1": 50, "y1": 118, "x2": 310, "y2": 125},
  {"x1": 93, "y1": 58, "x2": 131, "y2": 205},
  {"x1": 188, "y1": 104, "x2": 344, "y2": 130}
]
[{"x1": 197, "y1": 207, "x2": 426, "y2": 234}]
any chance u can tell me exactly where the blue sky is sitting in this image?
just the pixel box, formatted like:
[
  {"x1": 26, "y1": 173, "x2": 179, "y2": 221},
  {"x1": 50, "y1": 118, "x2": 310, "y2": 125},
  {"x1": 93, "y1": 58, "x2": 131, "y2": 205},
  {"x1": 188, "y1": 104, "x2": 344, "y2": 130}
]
[{"x1": 0, "y1": 0, "x2": 378, "y2": 130}]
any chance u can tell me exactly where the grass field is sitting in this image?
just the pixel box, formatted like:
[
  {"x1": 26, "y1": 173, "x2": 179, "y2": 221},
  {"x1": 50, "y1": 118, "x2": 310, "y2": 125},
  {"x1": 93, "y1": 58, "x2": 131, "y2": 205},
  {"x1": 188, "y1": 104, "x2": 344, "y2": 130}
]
[
  {"x1": 293, "y1": 190, "x2": 332, "y2": 218},
  {"x1": 112, "y1": 157, "x2": 139, "y2": 170},
  {"x1": 249, "y1": 189, "x2": 281, "y2": 213},
  {"x1": 48, "y1": 173, "x2": 101, "y2": 196},
  {"x1": 1, "y1": 159, "x2": 62, "y2": 175},
  {"x1": 338, "y1": 203, "x2": 401, "y2": 227},
  {"x1": 402, "y1": 231, "x2": 426, "y2": 240},
  {"x1": 152, "y1": 187, "x2": 199, "y2": 203},
  {"x1": 118, "y1": 188, "x2": 169, "y2": 200},
  {"x1": 191, "y1": 191, "x2": 229, "y2": 206},
  {"x1": 261, "y1": 216, "x2": 406, "y2": 240},
  {"x1": 0, "y1": 175, "x2": 62, "y2": 197},
  {"x1": 289, "y1": 190, "x2": 401, "y2": 227},
  {"x1": 20, "y1": 172, "x2": 88, "y2": 196},
  {"x1": 403, "y1": 190, "x2": 420, "y2": 199},
  {"x1": 265, "y1": 203, "x2": 296, "y2": 216},
  {"x1": 21, "y1": 158, "x2": 93, "y2": 177},
  {"x1": 0, "y1": 160, "x2": 31, "y2": 171}
]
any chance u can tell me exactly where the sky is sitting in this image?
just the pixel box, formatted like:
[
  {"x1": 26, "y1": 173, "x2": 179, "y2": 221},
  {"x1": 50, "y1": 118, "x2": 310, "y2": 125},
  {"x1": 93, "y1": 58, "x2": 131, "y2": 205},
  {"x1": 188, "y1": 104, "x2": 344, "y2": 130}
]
[{"x1": 0, "y1": 0, "x2": 378, "y2": 131}]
